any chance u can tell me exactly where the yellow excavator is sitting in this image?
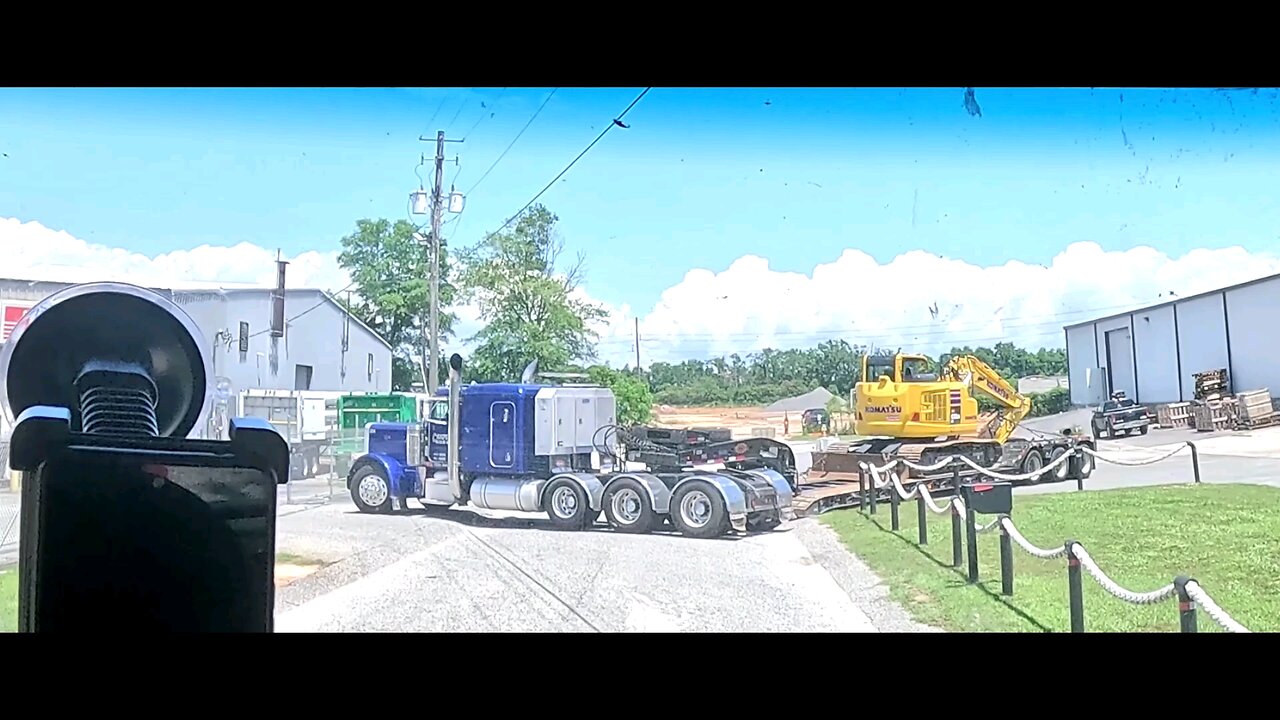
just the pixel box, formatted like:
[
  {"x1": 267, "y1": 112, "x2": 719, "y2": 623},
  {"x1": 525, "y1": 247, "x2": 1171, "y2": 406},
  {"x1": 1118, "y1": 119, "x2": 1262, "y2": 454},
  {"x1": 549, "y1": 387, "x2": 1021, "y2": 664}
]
[
  {"x1": 797, "y1": 351, "x2": 1091, "y2": 516},
  {"x1": 851, "y1": 352, "x2": 1083, "y2": 478}
]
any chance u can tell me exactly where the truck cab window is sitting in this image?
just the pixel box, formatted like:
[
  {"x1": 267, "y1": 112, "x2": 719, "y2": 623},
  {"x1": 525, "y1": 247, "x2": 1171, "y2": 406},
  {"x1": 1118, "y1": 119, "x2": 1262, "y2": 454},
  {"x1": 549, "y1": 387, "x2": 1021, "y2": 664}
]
[{"x1": 428, "y1": 400, "x2": 449, "y2": 423}]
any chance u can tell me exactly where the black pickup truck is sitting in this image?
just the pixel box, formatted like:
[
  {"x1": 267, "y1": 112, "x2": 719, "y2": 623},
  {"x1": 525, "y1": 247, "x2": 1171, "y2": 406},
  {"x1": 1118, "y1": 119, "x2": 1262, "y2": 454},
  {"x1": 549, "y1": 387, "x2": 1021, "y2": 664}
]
[{"x1": 1091, "y1": 394, "x2": 1151, "y2": 440}]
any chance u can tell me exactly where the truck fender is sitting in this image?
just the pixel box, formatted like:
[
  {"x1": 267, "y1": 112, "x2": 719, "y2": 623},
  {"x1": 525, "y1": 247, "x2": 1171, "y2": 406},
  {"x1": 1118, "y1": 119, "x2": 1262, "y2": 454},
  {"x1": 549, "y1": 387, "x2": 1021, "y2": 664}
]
[
  {"x1": 540, "y1": 472, "x2": 606, "y2": 512},
  {"x1": 742, "y1": 468, "x2": 794, "y2": 510},
  {"x1": 347, "y1": 452, "x2": 412, "y2": 499},
  {"x1": 605, "y1": 472, "x2": 673, "y2": 515},
  {"x1": 671, "y1": 473, "x2": 749, "y2": 518}
]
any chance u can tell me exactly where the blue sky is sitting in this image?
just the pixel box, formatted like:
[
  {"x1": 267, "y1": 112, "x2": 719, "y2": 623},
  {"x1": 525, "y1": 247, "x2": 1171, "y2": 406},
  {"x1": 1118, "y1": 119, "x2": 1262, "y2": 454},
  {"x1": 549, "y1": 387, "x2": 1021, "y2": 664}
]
[{"x1": 3, "y1": 87, "x2": 1280, "y2": 363}]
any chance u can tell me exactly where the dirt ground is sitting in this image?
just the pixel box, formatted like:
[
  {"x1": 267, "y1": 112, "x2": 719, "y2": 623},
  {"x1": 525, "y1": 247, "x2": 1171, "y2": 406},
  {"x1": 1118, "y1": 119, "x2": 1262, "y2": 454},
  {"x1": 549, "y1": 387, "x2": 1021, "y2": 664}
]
[
  {"x1": 275, "y1": 562, "x2": 321, "y2": 588},
  {"x1": 652, "y1": 405, "x2": 819, "y2": 439}
]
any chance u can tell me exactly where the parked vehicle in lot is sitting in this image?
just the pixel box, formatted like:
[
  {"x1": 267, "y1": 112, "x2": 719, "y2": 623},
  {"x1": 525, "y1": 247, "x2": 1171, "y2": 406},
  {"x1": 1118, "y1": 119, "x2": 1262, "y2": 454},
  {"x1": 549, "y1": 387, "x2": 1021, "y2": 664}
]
[
  {"x1": 345, "y1": 354, "x2": 797, "y2": 538},
  {"x1": 1091, "y1": 392, "x2": 1151, "y2": 440}
]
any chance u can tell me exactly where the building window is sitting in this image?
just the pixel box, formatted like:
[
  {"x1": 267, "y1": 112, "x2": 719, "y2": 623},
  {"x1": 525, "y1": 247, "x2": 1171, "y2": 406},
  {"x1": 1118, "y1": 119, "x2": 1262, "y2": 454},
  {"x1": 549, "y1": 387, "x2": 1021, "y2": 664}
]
[
  {"x1": 367, "y1": 353, "x2": 374, "y2": 382},
  {"x1": 238, "y1": 321, "x2": 249, "y2": 358},
  {"x1": 294, "y1": 364, "x2": 313, "y2": 391}
]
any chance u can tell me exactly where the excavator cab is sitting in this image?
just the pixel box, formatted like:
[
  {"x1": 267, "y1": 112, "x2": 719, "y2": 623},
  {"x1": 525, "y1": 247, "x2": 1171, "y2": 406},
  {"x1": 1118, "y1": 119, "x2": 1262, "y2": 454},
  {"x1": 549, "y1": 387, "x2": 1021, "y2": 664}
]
[
  {"x1": 855, "y1": 353, "x2": 980, "y2": 439},
  {"x1": 862, "y1": 353, "x2": 938, "y2": 384}
]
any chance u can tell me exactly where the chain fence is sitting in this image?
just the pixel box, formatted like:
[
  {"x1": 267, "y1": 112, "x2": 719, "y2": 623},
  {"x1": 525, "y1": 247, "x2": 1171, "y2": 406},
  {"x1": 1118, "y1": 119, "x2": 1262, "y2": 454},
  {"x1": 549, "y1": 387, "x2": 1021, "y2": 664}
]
[{"x1": 854, "y1": 441, "x2": 1250, "y2": 633}]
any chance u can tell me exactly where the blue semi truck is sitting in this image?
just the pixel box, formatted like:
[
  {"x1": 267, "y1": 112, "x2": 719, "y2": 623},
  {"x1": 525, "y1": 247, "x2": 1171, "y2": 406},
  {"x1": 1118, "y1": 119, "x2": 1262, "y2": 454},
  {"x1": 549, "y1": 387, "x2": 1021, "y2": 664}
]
[{"x1": 345, "y1": 354, "x2": 798, "y2": 539}]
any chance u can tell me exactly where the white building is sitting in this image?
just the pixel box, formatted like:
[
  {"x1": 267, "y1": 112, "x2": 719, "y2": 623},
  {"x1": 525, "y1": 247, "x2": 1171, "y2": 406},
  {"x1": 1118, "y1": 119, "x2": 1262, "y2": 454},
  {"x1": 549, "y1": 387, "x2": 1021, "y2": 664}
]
[
  {"x1": 1063, "y1": 272, "x2": 1279, "y2": 407},
  {"x1": 0, "y1": 277, "x2": 393, "y2": 403}
]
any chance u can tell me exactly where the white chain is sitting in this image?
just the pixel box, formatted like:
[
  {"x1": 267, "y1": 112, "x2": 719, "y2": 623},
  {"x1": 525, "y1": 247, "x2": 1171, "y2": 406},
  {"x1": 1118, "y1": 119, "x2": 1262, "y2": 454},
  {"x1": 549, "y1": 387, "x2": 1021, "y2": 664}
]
[
  {"x1": 916, "y1": 485, "x2": 953, "y2": 514},
  {"x1": 997, "y1": 519, "x2": 1251, "y2": 631},
  {"x1": 1070, "y1": 544, "x2": 1178, "y2": 604},
  {"x1": 856, "y1": 440, "x2": 1188, "y2": 480},
  {"x1": 1082, "y1": 442, "x2": 1188, "y2": 467},
  {"x1": 998, "y1": 516, "x2": 1067, "y2": 559},
  {"x1": 1185, "y1": 580, "x2": 1252, "y2": 633},
  {"x1": 976, "y1": 516, "x2": 1002, "y2": 534}
]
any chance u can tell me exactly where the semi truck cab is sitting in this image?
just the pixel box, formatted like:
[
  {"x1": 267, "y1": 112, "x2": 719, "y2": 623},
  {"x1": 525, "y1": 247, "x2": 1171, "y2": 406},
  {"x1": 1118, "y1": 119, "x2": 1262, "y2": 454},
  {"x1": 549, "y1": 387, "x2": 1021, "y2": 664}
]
[{"x1": 345, "y1": 354, "x2": 796, "y2": 539}]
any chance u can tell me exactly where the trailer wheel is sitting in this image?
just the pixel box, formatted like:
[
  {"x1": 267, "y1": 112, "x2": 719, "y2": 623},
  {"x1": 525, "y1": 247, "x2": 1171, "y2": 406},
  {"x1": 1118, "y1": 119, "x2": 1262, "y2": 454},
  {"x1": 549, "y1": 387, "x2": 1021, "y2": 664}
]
[
  {"x1": 350, "y1": 465, "x2": 392, "y2": 514},
  {"x1": 1079, "y1": 449, "x2": 1095, "y2": 479},
  {"x1": 543, "y1": 478, "x2": 593, "y2": 531},
  {"x1": 670, "y1": 480, "x2": 729, "y2": 539},
  {"x1": 1049, "y1": 446, "x2": 1069, "y2": 481},
  {"x1": 1021, "y1": 449, "x2": 1045, "y2": 484},
  {"x1": 602, "y1": 478, "x2": 658, "y2": 534}
]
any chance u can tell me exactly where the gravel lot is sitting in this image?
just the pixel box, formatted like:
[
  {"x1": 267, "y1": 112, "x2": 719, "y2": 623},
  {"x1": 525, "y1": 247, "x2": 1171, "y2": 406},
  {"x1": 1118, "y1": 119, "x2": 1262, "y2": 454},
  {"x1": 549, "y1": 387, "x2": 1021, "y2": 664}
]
[{"x1": 273, "y1": 497, "x2": 936, "y2": 633}]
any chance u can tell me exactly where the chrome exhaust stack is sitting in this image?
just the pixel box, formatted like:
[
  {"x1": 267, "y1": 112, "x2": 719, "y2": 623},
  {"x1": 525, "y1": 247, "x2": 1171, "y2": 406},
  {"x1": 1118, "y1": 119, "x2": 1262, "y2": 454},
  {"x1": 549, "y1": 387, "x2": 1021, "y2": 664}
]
[{"x1": 447, "y1": 352, "x2": 463, "y2": 502}]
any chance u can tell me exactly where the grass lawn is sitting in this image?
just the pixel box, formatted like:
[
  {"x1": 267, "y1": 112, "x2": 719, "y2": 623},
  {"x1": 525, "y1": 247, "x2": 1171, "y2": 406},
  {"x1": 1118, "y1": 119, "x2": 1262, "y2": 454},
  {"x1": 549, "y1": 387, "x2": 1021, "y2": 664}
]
[
  {"x1": 821, "y1": 483, "x2": 1280, "y2": 633},
  {"x1": 1, "y1": 567, "x2": 16, "y2": 633}
]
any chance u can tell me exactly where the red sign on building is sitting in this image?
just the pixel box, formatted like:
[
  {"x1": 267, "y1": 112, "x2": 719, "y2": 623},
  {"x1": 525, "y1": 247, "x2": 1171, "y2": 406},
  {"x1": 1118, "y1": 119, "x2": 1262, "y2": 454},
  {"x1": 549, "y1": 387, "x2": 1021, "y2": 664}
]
[{"x1": 2, "y1": 303, "x2": 34, "y2": 342}]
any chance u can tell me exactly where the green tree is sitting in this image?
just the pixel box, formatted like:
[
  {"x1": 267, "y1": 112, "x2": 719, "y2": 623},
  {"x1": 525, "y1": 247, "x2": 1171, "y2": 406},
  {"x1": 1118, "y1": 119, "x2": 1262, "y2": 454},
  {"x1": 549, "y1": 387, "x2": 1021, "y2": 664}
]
[
  {"x1": 337, "y1": 218, "x2": 457, "y2": 390},
  {"x1": 587, "y1": 365, "x2": 653, "y2": 425},
  {"x1": 457, "y1": 205, "x2": 607, "y2": 382}
]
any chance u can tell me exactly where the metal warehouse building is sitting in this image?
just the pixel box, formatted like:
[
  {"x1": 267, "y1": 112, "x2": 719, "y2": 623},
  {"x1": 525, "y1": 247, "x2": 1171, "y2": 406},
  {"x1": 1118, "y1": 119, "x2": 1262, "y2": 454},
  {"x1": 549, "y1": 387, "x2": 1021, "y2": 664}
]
[
  {"x1": 0, "y1": 276, "x2": 393, "y2": 401},
  {"x1": 1064, "y1": 271, "x2": 1279, "y2": 407}
]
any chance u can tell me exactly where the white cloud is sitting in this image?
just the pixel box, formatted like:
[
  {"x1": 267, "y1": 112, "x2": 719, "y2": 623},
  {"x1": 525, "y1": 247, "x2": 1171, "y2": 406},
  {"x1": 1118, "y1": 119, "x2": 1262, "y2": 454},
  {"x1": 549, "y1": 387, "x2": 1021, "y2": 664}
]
[
  {"x1": 0, "y1": 217, "x2": 350, "y2": 290},
  {"x1": 5, "y1": 216, "x2": 1280, "y2": 371}
]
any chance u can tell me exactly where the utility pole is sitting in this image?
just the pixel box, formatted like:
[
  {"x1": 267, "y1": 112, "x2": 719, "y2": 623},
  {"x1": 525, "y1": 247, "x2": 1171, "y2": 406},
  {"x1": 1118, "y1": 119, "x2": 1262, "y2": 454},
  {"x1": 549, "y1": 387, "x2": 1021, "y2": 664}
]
[
  {"x1": 412, "y1": 131, "x2": 463, "y2": 391},
  {"x1": 428, "y1": 130, "x2": 445, "y2": 391},
  {"x1": 634, "y1": 318, "x2": 641, "y2": 374}
]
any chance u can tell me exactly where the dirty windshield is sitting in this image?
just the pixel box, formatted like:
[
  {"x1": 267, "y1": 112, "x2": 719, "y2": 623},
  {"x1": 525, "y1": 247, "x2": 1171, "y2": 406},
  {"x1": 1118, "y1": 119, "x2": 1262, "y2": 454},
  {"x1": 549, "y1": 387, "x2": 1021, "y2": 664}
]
[{"x1": 1, "y1": 87, "x2": 1276, "y2": 634}]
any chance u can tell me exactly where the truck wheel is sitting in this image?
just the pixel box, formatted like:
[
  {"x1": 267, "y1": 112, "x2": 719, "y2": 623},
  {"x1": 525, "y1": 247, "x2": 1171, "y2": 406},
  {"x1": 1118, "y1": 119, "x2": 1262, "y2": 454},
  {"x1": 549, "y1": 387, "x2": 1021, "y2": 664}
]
[
  {"x1": 1139, "y1": 425, "x2": 1149, "y2": 435},
  {"x1": 602, "y1": 478, "x2": 658, "y2": 534},
  {"x1": 1021, "y1": 450, "x2": 1045, "y2": 483},
  {"x1": 543, "y1": 478, "x2": 593, "y2": 531},
  {"x1": 670, "y1": 480, "x2": 729, "y2": 539},
  {"x1": 350, "y1": 465, "x2": 392, "y2": 514}
]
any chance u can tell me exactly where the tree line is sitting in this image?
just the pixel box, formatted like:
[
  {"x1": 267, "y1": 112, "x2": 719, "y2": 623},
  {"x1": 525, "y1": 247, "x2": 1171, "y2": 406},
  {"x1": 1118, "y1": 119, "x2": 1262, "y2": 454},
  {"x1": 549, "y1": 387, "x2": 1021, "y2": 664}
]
[{"x1": 336, "y1": 205, "x2": 1069, "y2": 425}]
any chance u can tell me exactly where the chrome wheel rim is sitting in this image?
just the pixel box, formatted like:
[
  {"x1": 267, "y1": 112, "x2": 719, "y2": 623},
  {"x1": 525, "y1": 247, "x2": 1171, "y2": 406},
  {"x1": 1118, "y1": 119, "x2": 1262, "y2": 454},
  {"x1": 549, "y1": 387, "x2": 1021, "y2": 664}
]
[
  {"x1": 611, "y1": 488, "x2": 643, "y2": 525},
  {"x1": 358, "y1": 474, "x2": 388, "y2": 507},
  {"x1": 680, "y1": 490, "x2": 713, "y2": 528},
  {"x1": 551, "y1": 486, "x2": 579, "y2": 519}
]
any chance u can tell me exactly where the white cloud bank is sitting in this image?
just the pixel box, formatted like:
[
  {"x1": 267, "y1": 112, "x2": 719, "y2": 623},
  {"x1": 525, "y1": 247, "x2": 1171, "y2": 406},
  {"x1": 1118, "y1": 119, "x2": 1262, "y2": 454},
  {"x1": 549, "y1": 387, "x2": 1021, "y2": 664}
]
[{"x1": 5, "y1": 216, "x2": 1280, "y2": 370}]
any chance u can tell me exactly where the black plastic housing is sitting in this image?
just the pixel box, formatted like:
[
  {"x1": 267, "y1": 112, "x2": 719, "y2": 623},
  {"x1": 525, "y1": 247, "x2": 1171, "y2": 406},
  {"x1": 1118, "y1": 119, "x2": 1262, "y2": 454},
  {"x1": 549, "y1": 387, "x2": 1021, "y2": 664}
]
[{"x1": 10, "y1": 409, "x2": 289, "y2": 633}]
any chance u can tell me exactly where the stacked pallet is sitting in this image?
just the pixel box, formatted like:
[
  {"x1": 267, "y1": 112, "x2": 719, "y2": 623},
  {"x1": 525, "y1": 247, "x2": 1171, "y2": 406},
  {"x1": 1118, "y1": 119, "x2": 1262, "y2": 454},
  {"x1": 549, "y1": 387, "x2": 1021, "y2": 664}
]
[
  {"x1": 1234, "y1": 389, "x2": 1280, "y2": 429},
  {"x1": 1194, "y1": 368, "x2": 1230, "y2": 401},
  {"x1": 1192, "y1": 398, "x2": 1237, "y2": 432},
  {"x1": 1156, "y1": 402, "x2": 1193, "y2": 429}
]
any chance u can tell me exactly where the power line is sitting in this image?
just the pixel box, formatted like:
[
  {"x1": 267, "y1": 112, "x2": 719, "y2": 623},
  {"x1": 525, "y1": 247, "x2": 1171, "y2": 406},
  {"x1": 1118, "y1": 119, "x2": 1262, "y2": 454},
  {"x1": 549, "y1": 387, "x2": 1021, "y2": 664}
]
[
  {"x1": 485, "y1": 87, "x2": 652, "y2": 240},
  {"x1": 462, "y1": 87, "x2": 508, "y2": 142},
  {"x1": 445, "y1": 98, "x2": 468, "y2": 133},
  {"x1": 425, "y1": 96, "x2": 448, "y2": 129},
  {"x1": 248, "y1": 280, "x2": 359, "y2": 339},
  {"x1": 464, "y1": 87, "x2": 559, "y2": 196}
]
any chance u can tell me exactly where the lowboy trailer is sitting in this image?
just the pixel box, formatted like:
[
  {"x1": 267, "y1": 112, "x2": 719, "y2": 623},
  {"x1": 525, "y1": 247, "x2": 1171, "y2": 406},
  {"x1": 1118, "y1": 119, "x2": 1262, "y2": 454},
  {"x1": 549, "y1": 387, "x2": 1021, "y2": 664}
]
[{"x1": 345, "y1": 353, "x2": 797, "y2": 539}]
